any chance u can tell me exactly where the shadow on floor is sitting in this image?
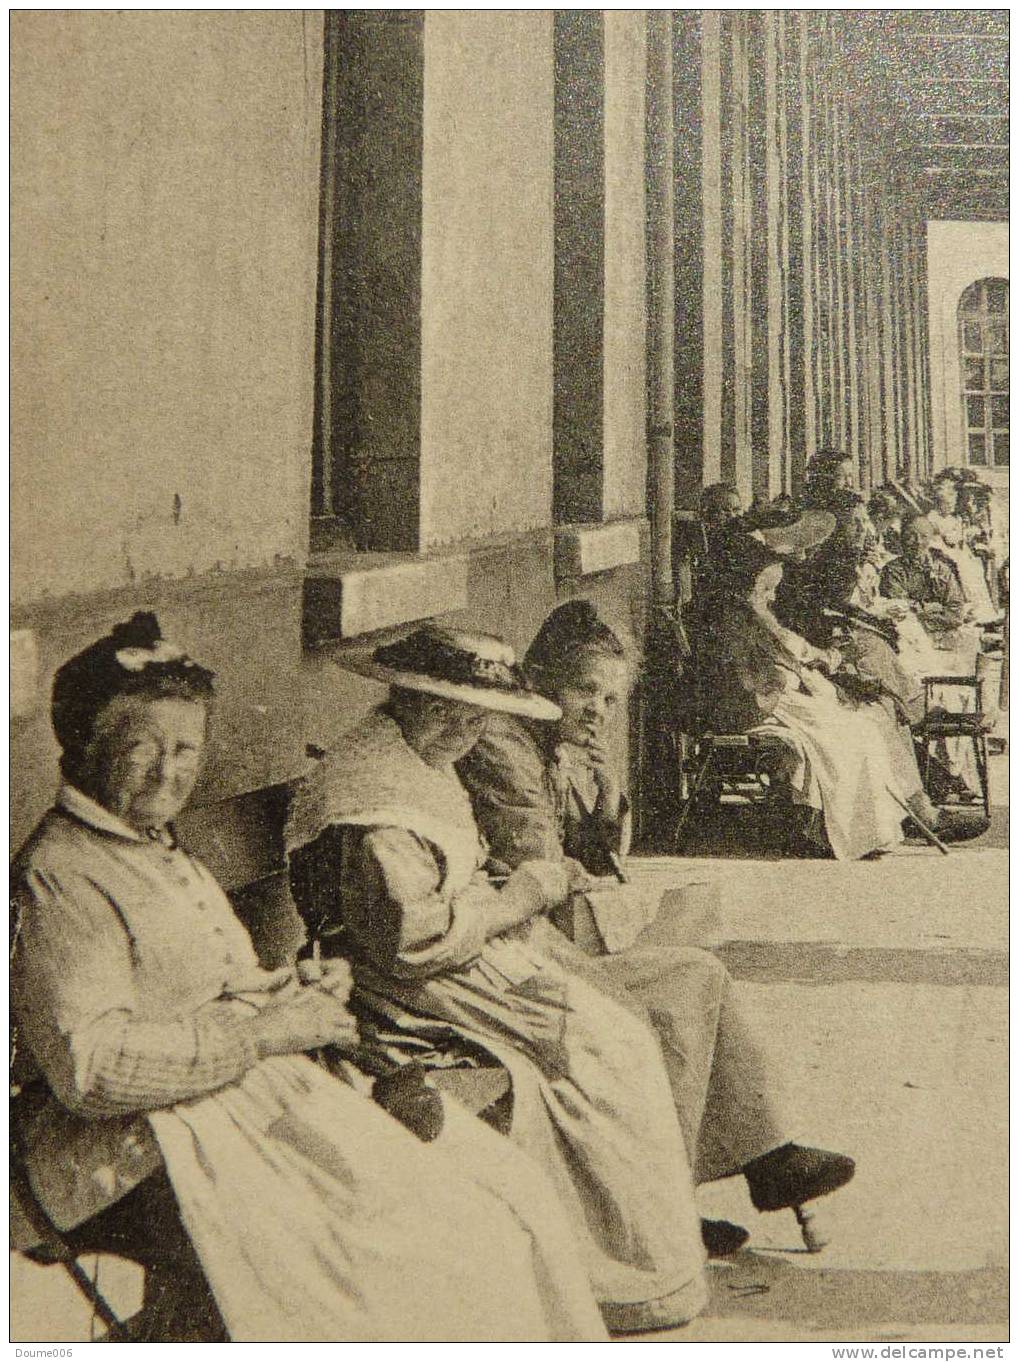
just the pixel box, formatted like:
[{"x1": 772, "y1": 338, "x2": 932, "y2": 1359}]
[
  {"x1": 702, "y1": 1253, "x2": 1008, "y2": 1331},
  {"x1": 716, "y1": 939, "x2": 1008, "y2": 987}
]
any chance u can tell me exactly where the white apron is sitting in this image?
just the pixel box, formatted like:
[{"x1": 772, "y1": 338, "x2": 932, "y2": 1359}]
[
  {"x1": 149, "y1": 1048, "x2": 608, "y2": 1341},
  {"x1": 285, "y1": 712, "x2": 708, "y2": 1333},
  {"x1": 928, "y1": 511, "x2": 997, "y2": 622}
]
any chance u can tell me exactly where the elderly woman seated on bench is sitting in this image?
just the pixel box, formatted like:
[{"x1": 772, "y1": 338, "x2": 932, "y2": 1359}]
[
  {"x1": 10, "y1": 613, "x2": 607, "y2": 1343},
  {"x1": 286, "y1": 624, "x2": 855, "y2": 1282}
]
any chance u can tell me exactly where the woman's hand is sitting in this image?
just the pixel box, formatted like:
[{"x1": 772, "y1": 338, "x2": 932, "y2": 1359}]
[
  {"x1": 510, "y1": 858, "x2": 575, "y2": 911},
  {"x1": 584, "y1": 742, "x2": 623, "y2": 821},
  {"x1": 296, "y1": 956, "x2": 353, "y2": 1002},
  {"x1": 253, "y1": 984, "x2": 360, "y2": 1060},
  {"x1": 318, "y1": 957, "x2": 354, "y2": 1004},
  {"x1": 818, "y1": 646, "x2": 843, "y2": 673},
  {"x1": 882, "y1": 600, "x2": 911, "y2": 622},
  {"x1": 563, "y1": 857, "x2": 597, "y2": 894}
]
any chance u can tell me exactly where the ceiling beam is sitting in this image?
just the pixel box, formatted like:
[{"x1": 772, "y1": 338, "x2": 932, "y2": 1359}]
[
  {"x1": 918, "y1": 143, "x2": 1009, "y2": 152},
  {"x1": 920, "y1": 111, "x2": 1009, "y2": 119},
  {"x1": 854, "y1": 10, "x2": 1008, "y2": 33},
  {"x1": 922, "y1": 206, "x2": 1008, "y2": 224},
  {"x1": 901, "y1": 95, "x2": 1009, "y2": 116},
  {"x1": 913, "y1": 78, "x2": 1008, "y2": 86},
  {"x1": 909, "y1": 33, "x2": 1009, "y2": 42},
  {"x1": 921, "y1": 166, "x2": 1009, "y2": 178},
  {"x1": 920, "y1": 118, "x2": 1009, "y2": 128}
]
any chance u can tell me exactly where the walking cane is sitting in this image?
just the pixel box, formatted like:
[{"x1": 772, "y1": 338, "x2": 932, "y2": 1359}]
[{"x1": 885, "y1": 786, "x2": 950, "y2": 856}]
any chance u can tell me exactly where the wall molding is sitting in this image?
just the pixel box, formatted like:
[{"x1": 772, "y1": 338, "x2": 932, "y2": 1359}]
[
  {"x1": 304, "y1": 528, "x2": 559, "y2": 643},
  {"x1": 554, "y1": 517, "x2": 645, "y2": 581},
  {"x1": 10, "y1": 560, "x2": 304, "y2": 635},
  {"x1": 303, "y1": 551, "x2": 469, "y2": 643}
]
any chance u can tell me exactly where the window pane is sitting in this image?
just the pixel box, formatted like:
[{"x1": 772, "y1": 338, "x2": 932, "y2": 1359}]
[
  {"x1": 993, "y1": 434, "x2": 1009, "y2": 467},
  {"x1": 969, "y1": 433, "x2": 987, "y2": 466},
  {"x1": 963, "y1": 322, "x2": 982, "y2": 353},
  {"x1": 991, "y1": 395, "x2": 1009, "y2": 426},
  {"x1": 990, "y1": 358, "x2": 1009, "y2": 392},
  {"x1": 986, "y1": 322, "x2": 1007, "y2": 355},
  {"x1": 967, "y1": 395, "x2": 986, "y2": 429},
  {"x1": 964, "y1": 357, "x2": 985, "y2": 391},
  {"x1": 985, "y1": 280, "x2": 1009, "y2": 315},
  {"x1": 960, "y1": 286, "x2": 982, "y2": 317}
]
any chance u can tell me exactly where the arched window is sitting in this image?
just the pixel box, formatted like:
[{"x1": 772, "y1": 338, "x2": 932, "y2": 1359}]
[{"x1": 959, "y1": 277, "x2": 1008, "y2": 468}]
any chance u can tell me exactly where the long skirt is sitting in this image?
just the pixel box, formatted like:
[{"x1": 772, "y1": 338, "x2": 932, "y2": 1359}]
[
  {"x1": 354, "y1": 921, "x2": 708, "y2": 1333},
  {"x1": 147, "y1": 1053, "x2": 607, "y2": 1342},
  {"x1": 936, "y1": 544, "x2": 997, "y2": 622},
  {"x1": 757, "y1": 677, "x2": 907, "y2": 860},
  {"x1": 585, "y1": 944, "x2": 786, "y2": 1182}
]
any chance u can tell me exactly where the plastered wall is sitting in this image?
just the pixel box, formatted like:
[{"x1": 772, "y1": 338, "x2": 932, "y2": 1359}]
[
  {"x1": 10, "y1": 11, "x2": 322, "y2": 605},
  {"x1": 10, "y1": 11, "x2": 323, "y2": 844},
  {"x1": 926, "y1": 220, "x2": 1009, "y2": 486},
  {"x1": 420, "y1": 10, "x2": 555, "y2": 547}
]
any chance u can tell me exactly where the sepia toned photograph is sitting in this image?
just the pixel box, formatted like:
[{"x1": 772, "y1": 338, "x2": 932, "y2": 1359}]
[{"x1": 9, "y1": 5, "x2": 1008, "y2": 1348}]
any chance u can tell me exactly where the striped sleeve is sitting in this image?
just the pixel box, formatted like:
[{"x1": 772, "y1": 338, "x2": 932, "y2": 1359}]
[{"x1": 12, "y1": 867, "x2": 258, "y2": 1116}]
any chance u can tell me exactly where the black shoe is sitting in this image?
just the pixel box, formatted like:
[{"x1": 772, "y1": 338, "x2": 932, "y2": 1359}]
[
  {"x1": 934, "y1": 810, "x2": 990, "y2": 843},
  {"x1": 701, "y1": 1218, "x2": 749, "y2": 1258},
  {"x1": 744, "y1": 1143, "x2": 855, "y2": 1213}
]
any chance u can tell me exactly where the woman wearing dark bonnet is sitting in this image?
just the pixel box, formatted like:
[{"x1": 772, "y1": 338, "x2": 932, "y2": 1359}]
[
  {"x1": 458, "y1": 600, "x2": 857, "y2": 1256},
  {"x1": 799, "y1": 449, "x2": 856, "y2": 514},
  {"x1": 10, "y1": 612, "x2": 607, "y2": 1342}
]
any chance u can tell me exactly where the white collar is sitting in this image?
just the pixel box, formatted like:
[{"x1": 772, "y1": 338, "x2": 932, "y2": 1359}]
[{"x1": 57, "y1": 784, "x2": 147, "y2": 843}]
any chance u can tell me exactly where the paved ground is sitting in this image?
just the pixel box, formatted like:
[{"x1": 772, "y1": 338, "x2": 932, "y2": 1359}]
[
  {"x1": 11, "y1": 757, "x2": 1008, "y2": 1344},
  {"x1": 636, "y1": 751, "x2": 1009, "y2": 1344}
]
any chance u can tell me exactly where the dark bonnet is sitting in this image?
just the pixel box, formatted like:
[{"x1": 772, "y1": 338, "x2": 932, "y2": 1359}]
[
  {"x1": 51, "y1": 611, "x2": 215, "y2": 769},
  {"x1": 523, "y1": 600, "x2": 625, "y2": 676}
]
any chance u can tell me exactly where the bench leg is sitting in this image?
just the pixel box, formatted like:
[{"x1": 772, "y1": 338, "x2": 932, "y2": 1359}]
[
  {"x1": 60, "y1": 1258, "x2": 127, "y2": 1337},
  {"x1": 675, "y1": 749, "x2": 715, "y2": 849}
]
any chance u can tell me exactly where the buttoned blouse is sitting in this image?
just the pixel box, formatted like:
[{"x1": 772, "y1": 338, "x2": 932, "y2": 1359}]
[{"x1": 12, "y1": 786, "x2": 263, "y2": 1119}]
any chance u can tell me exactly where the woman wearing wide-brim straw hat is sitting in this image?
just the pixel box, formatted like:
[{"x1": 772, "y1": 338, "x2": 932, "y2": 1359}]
[{"x1": 286, "y1": 624, "x2": 711, "y2": 1333}]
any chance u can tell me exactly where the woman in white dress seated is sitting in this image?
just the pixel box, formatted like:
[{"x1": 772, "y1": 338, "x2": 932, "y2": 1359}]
[
  {"x1": 10, "y1": 613, "x2": 606, "y2": 1343},
  {"x1": 687, "y1": 524, "x2": 934, "y2": 860},
  {"x1": 927, "y1": 475, "x2": 998, "y2": 623}
]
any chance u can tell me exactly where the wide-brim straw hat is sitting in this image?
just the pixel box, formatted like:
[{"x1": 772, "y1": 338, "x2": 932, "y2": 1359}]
[
  {"x1": 337, "y1": 626, "x2": 562, "y2": 722},
  {"x1": 749, "y1": 508, "x2": 836, "y2": 555}
]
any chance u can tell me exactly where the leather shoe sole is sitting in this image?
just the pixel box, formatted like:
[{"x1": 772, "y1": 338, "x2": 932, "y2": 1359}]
[{"x1": 934, "y1": 811, "x2": 990, "y2": 843}]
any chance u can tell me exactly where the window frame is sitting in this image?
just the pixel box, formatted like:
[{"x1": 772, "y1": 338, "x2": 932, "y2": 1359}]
[{"x1": 958, "y1": 277, "x2": 1009, "y2": 471}]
